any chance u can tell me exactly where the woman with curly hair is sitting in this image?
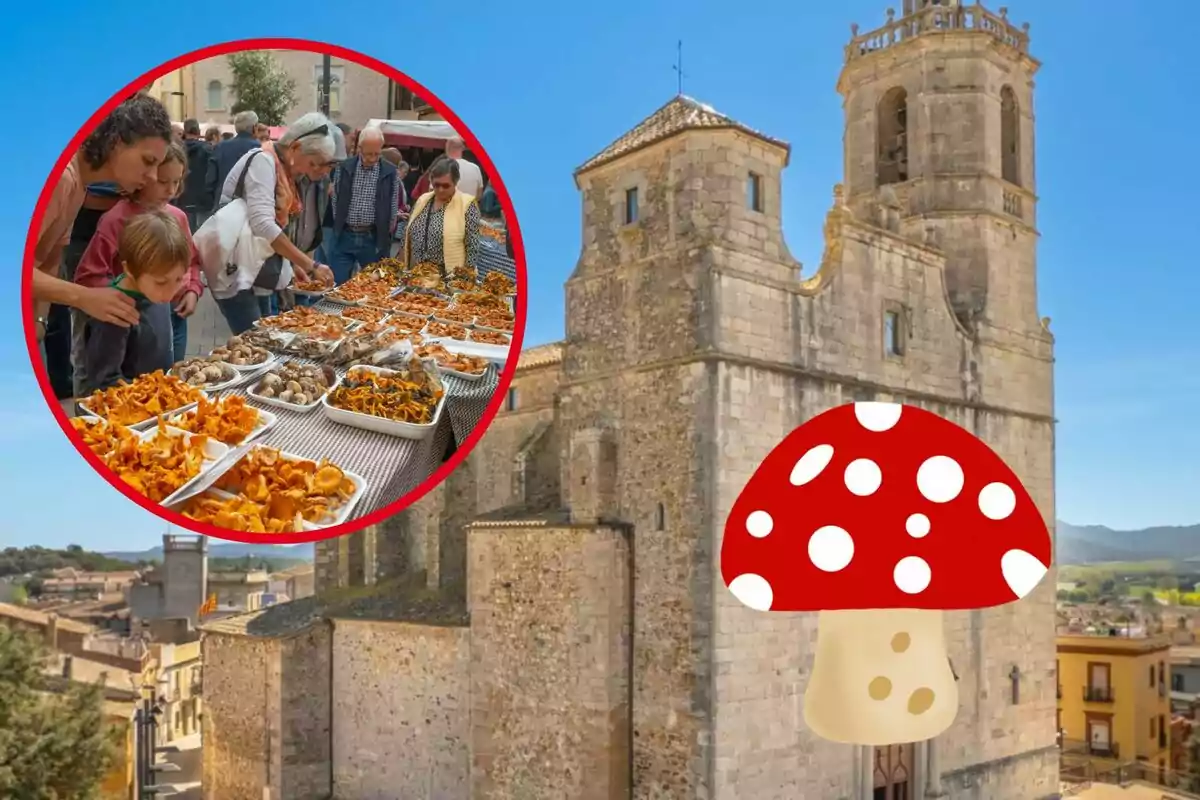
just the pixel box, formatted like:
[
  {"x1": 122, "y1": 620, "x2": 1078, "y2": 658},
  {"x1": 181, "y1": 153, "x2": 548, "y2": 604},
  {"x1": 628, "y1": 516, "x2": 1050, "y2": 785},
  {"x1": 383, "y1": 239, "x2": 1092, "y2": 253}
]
[{"x1": 31, "y1": 93, "x2": 174, "y2": 341}]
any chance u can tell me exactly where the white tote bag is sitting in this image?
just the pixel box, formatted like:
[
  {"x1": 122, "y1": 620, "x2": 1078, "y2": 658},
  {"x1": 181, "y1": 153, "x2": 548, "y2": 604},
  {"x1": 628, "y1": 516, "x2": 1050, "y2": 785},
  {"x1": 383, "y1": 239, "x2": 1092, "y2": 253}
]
[{"x1": 193, "y1": 153, "x2": 287, "y2": 300}]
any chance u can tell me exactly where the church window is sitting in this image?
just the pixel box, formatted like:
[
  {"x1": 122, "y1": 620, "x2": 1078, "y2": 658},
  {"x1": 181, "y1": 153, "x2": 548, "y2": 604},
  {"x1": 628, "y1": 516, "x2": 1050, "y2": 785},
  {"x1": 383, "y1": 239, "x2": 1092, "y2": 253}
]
[
  {"x1": 877, "y1": 87, "x2": 909, "y2": 186},
  {"x1": 884, "y1": 309, "x2": 905, "y2": 357},
  {"x1": 747, "y1": 172, "x2": 763, "y2": 212},
  {"x1": 506, "y1": 388, "x2": 518, "y2": 411},
  {"x1": 654, "y1": 502, "x2": 665, "y2": 531},
  {"x1": 206, "y1": 80, "x2": 223, "y2": 111},
  {"x1": 624, "y1": 187, "x2": 639, "y2": 224},
  {"x1": 1000, "y1": 86, "x2": 1020, "y2": 186}
]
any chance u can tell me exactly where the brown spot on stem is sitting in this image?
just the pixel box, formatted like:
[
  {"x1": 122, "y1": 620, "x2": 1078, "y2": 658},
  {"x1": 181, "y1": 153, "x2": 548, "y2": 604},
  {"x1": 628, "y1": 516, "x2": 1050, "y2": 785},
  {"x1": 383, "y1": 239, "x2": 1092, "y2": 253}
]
[
  {"x1": 868, "y1": 676, "x2": 892, "y2": 701},
  {"x1": 907, "y1": 687, "x2": 935, "y2": 715},
  {"x1": 890, "y1": 632, "x2": 911, "y2": 653}
]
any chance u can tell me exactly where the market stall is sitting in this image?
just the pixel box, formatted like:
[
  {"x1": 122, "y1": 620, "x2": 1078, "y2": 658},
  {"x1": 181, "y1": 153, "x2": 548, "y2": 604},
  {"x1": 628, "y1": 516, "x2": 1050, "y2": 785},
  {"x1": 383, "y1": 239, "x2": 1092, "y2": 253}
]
[{"x1": 71, "y1": 257, "x2": 517, "y2": 534}]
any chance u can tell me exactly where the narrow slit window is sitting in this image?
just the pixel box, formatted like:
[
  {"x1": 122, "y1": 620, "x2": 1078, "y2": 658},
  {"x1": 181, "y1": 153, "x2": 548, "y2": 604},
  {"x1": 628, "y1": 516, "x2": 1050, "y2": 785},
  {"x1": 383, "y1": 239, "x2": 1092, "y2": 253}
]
[
  {"x1": 884, "y1": 310, "x2": 905, "y2": 357},
  {"x1": 624, "y1": 187, "x2": 639, "y2": 224},
  {"x1": 506, "y1": 388, "x2": 518, "y2": 411},
  {"x1": 747, "y1": 172, "x2": 763, "y2": 212},
  {"x1": 654, "y1": 503, "x2": 666, "y2": 531}
]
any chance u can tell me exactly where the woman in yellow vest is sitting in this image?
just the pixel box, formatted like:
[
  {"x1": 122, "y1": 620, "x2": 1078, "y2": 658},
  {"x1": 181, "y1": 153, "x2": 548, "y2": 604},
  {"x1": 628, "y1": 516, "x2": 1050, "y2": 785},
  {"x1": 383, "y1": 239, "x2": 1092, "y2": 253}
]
[{"x1": 403, "y1": 156, "x2": 482, "y2": 277}]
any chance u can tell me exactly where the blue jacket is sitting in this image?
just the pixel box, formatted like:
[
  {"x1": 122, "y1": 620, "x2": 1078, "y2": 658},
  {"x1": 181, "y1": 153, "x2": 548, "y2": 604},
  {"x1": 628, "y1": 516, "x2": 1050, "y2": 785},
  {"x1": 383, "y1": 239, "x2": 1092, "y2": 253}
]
[
  {"x1": 207, "y1": 133, "x2": 261, "y2": 211},
  {"x1": 81, "y1": 295, "x2": 174, "y2": 395},
  {"x1": 332, "y1": 156, "x2": 398, "y2": 253}
]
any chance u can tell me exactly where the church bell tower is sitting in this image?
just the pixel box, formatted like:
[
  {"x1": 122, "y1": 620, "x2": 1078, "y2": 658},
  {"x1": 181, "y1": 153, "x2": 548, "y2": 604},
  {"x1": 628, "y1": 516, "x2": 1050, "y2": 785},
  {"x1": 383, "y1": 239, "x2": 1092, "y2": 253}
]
[{"x1": 837, "y1": 1, "x2": 1042, "y2": 332}]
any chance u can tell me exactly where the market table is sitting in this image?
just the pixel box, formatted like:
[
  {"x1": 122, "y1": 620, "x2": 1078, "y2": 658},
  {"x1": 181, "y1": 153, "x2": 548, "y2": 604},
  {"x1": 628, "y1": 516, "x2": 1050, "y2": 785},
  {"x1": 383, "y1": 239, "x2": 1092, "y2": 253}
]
[{"x1": 181, "y1": 297, "x2": 507, "y2": 522}]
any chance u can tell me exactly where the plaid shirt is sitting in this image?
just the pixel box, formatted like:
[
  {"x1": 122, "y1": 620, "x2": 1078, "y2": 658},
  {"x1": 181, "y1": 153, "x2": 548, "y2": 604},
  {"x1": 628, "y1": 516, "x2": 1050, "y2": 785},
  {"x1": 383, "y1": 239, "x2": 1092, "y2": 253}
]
[{"x1": 332, "y1": 160, "x2": 400, "y2": 229}]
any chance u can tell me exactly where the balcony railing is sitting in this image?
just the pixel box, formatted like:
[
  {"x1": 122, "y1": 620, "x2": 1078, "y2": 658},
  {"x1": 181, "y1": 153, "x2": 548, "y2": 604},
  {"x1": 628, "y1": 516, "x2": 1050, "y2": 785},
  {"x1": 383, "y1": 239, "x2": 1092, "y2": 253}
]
[
  {"x1": 1061, "y1": 737, "x2": 1120, "y2": 760},
  {"x1": 1003, "y1": 189, "x2": 1024, "y2": 221},
  {"x1": 1083, "y1": 686, "x2": 1115, "y2": 703},
  {"x1": 845, "y1": 4, "x2": 1030, "y2": 63}
]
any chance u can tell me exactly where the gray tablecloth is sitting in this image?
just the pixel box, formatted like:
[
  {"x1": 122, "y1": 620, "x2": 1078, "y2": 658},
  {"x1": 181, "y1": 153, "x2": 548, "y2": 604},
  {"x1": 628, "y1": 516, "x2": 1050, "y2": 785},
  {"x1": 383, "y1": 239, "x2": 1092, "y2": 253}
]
[{"x1": 209, "y1": 300, "x2": 502, "y2": 520}]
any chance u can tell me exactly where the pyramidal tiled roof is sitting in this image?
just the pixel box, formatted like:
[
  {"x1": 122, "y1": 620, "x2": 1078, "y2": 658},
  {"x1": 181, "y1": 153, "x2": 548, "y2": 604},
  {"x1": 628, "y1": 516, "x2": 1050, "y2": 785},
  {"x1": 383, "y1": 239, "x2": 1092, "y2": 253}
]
[{"x1": 576, "y1": 95, "x2": 789, "y2": 175}]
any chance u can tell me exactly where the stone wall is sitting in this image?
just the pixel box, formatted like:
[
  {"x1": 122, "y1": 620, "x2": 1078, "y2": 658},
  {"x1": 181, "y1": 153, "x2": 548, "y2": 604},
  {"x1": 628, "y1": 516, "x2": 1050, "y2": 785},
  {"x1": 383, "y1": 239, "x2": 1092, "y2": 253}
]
[
  {"x1": 379, "y1": 357, "x2": 563, "y2": 594},
  {"x1": 201, "y1": 633, "x2": 276, "y2": 800},
  {"x1": 468, "y1": 524, "x2": 631, "y2": 799},
  {"x1": 279, "y1": 624, "x2": 332, "y2": 799},
  {"x1": 708, "y1": 184, "x2": 1055, "y2": 797},
  {"x1": 330, "y1": 618, "x2": 470, "y2": 799}
]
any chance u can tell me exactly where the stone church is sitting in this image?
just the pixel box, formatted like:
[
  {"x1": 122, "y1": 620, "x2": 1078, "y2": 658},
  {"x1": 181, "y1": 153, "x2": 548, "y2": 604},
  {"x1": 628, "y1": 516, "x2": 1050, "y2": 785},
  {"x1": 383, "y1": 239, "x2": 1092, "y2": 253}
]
[{"x1": 200, "y1": 2, "x2": 1058, "y2": 798}]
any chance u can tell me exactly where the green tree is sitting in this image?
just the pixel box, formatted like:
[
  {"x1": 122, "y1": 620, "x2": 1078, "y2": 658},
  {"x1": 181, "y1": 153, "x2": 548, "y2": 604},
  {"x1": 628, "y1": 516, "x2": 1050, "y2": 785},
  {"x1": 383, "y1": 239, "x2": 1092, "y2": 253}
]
[
  {"x1": 1158, "y1": 576, "x2": 1180, "y2": 592},
  {"x1": 1142, "y1": 589, "x2": 1158, "y2": 606},
  {"x1": 227, "y1": 51, "x2": 298, "y2": 126},
  {"x1": 0, "y1": 625, "x2": 118, "y2": 799},
  {"x1": 8, "y1": 584, "x2": 27, "y2": 605}
]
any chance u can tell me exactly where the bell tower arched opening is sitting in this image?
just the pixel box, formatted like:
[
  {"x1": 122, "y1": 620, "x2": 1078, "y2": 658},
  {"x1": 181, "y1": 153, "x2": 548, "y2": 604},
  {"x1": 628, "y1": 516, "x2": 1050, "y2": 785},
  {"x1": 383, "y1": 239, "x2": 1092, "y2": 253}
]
[
  {"x1": 1000, "y1": 85, "x2": 1021, "y2": 186},
  {"x1": 876, "y1": 87, "x2": 909, "y2": 186}
]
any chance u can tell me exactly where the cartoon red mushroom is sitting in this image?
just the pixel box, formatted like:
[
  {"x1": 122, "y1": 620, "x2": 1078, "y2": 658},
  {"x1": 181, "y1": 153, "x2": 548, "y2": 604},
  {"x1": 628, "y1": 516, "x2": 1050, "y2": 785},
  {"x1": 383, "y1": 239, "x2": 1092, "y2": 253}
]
[{"x1": 721, "y1": 401, "x2": 1051, "y2": 746}]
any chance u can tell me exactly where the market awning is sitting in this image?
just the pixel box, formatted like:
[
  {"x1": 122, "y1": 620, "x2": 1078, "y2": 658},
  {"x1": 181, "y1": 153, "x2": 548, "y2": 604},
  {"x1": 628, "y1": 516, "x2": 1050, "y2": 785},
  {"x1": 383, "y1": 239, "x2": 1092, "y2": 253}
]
[{"x1": 365, "y1": 119, "x2": 462, "y2": 150}]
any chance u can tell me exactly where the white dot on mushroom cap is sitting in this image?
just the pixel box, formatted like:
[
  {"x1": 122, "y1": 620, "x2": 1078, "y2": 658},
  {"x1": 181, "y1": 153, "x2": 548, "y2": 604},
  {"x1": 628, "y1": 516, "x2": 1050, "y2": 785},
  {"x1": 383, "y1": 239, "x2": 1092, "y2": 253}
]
[
  {"x1": 745, "y1": 510, "x2": 773, "y2": 538},
  {"x1": 728, "y1": 573, "x2": 773, "y2": 611},
  {"x1": 790, "y1": 444, "x2": 835, "y2": 486},
  {"x1": 854, "y1": 401, "x2": 903, "y2": 432},
  {"x1": 978, "y1": 482, "x2": 1017, "y2": 520},
  {"x1": 916, "y1": 456, "x2": 965, "y2": 503},
  {"x1": 905, "y1": 513, "x2": 931, "y2": 538},
  {"x1": 844, "y1": 458, "x2": 882, "y2": 496},
  {"x1": 1001, "y1": 549, "x2": 1048, "y2": 600},
  {"x1": 808, "y1": 525, "x2": 855, "y2": 572},
  {"x1": 894, "y1": 556, "x2": 932, "y2": 594}
]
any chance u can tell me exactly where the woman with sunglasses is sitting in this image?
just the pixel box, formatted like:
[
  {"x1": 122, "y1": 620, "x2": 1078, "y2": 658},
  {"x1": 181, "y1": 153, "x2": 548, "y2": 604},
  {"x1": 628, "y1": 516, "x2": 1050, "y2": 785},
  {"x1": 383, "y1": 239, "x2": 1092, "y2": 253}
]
[
  {"x1": 209, "y1": 112, "x2": 340, "y2": 334},
  {"x1": 402, "y1": 156, "x2": 482, "y2": 279}
]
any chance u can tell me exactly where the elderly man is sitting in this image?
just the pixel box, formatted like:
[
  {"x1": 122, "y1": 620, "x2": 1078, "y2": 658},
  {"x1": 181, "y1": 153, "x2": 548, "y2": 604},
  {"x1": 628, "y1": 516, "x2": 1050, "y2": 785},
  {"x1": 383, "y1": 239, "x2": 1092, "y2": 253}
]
[
  {"x1": 328, "y1": 126, "x2": 399, "y2": 284},
  {"x1": 446, "y1": 136, "x2": 484, "y2": 198},
  {"x1": 207, "y1": 110, "x2": 261, "y2": 211}
]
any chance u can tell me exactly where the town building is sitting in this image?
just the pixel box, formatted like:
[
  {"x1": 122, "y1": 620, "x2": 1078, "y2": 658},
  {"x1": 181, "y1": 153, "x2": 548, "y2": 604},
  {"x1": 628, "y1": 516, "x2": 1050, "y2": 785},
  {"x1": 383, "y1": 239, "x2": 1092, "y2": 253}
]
[
  {"x1": 39, "y1": 568, "x2": 142, "y2": 599},
  {"x1": 1057, "y1": 633, "x2": 1174, "y2": 784},
  {"x1": 1173, "y1": 646, "x2": 1200, "y2": 705},
  {"x1": 188, "y1": 50, "x2": 438, "y2": 132},
  {"x1": 201, "y1": 2, "x2": 1058, "y2": 798},
  {"x1": 268, "y1": 564, "x2": 315, "y2": 603},
  {"x1": 153, "y1": 638, "x2": 203, "y2": 743},
  {"x1": 129, "y1": 535, "x2": 208, "y2": 628},
  {"x1": 207, "y1": 569, "x2": 270, "y2": 612}
]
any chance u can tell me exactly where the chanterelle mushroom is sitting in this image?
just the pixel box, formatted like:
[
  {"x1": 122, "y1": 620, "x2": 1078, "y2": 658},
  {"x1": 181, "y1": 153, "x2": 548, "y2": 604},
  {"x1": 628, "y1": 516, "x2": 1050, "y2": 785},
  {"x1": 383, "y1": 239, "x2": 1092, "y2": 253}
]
[{"x1": 720, "y1": 401, "x2": 1051, "y2": 746}]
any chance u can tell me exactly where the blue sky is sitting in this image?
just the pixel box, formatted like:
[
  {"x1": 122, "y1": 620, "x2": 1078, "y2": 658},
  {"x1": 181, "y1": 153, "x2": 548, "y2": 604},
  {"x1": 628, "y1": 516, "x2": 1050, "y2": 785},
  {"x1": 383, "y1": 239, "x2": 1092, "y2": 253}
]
[{"x1": 1, "y1": 0, "x2": 1194, "y2": 551}]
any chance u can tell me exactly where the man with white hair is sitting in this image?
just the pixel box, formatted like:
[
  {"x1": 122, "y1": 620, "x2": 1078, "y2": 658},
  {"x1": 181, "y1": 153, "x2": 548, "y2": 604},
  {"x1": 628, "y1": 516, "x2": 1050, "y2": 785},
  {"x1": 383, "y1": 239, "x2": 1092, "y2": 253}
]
[
  {"x1": 445, "y1": 136, "x2": 484, "y2": 198},
  {"x1": 328, "y1": 125, "x2": 400, "y2": 283},
  {"x1": 207, "y1": 109, "x2": 261, "y2": 211}
]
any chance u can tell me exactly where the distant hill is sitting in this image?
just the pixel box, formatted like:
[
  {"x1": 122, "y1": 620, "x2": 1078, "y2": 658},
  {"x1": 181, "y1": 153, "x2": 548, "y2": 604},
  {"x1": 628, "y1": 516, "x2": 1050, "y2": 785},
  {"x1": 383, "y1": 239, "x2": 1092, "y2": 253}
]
[
  {"x1": 1056, "y1": 521, "x2": 1200, "y2": 565},
  {"x1": 103, "y1": 542, "x2": 314, "y2": 564}
]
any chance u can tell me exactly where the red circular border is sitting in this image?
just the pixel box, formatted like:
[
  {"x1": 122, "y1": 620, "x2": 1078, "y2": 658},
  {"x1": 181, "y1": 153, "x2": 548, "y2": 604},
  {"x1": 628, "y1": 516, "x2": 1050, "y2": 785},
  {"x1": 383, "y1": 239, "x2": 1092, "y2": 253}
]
[{"x1": 22, "y1": 38, "x2": 527, "y2": 545}]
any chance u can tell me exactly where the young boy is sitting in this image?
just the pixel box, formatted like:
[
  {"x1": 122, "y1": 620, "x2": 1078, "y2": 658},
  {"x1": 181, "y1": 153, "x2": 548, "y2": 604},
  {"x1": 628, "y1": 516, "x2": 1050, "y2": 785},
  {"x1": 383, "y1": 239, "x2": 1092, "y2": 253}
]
[{"x1": 80, "y1": 211, "x2": 190, "y2": 394}]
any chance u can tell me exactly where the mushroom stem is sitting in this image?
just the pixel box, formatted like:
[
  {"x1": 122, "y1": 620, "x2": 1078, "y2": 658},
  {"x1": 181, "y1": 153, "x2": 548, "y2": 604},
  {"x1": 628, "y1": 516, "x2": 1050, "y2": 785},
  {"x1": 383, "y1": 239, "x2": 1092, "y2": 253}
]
[{"x1": 803, "y1": 608, "x2": 959, "y2": 746}]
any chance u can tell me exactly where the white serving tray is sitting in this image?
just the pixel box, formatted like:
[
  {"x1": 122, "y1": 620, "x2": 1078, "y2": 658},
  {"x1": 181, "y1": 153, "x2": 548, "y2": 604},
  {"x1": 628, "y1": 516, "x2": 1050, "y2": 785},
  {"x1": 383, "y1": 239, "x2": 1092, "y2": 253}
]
[
  {"x1": 166, "y1": 403, "x2": 279, "y2": 447},
  {"x1": 77, "y1": 395, "x2": 202, "y2": 433},
  {"x1": 136, "y1": 424, "x2": 231, "y2": 507},
  {"x1": 199, "y1": 447, "x2": 367, "y2": 528},
  {"x1": 215, "y1": 351, "x2": 282, "y2": 373},
  {"x1": 282, "y1": 334, "x2": 345, "y2": 360},
  {"x1": 429, "y1": 337, "x2": 509, "y2": 367},
  {"x1": 321, "y1": 365, "x2": 446, "y2": 440},
  {"x1": 170, "y1": 365, "x2": 246, "y2": 394},
  {"x1": 246, "y1": 382, "x2": 328, "y2": 414}
]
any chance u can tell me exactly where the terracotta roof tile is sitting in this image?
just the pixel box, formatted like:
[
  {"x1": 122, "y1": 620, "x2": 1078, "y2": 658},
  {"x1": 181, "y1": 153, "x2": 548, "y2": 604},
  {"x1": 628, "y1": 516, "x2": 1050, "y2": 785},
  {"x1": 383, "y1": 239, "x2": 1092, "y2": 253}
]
[
  {"x1": 0, "y1": 603, "x2": 95, "y2": 635},
  {"x1": 576, "y1": 95, "x2": 789, "y2": 175},
  {"x1": 516, "y1": 342, "x2": 563, "y2": 371}
]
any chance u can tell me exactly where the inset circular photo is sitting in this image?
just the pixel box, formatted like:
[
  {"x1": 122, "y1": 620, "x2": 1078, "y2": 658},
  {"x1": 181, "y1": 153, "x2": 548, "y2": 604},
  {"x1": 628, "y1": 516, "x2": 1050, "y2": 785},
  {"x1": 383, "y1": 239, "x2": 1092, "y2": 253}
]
[{"x1": 23, "y1": 40, "x2": 525, "y2": 543}]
